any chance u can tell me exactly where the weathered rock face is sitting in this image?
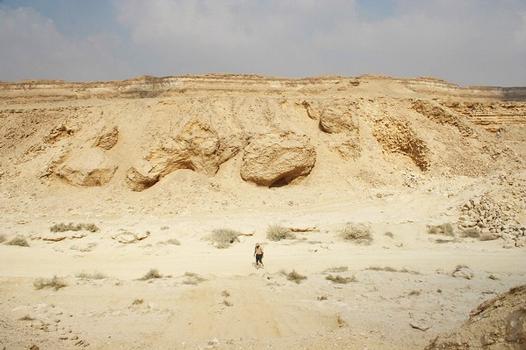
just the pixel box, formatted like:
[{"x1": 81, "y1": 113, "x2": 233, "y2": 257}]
[
  {"x1": 56, "y1": 148, "x2": 117, "y2": 186},
  {"x1": 426, "y1": 285, "x2": 526, "y2": 350},
  {"x1": 373, "y1": 117, "x2": 430, "y2": 171},
  {"x1": 319, "y1": 106, "x2": 358, "y2": 134},
  {"x1": 126, "y1": 119, "x2": 246, "y2": 191},
  {"x1": 94, "y1": 126, "x2": 119, "y2": 150},
  {"x1": 240, "y1": 132, "x2": 316, "y2": 186}
]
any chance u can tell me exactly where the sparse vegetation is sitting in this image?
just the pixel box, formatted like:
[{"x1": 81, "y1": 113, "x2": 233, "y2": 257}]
[
  {"x1": 19, "y1": 314, "x2": 35, "y2": 321},
  {"x1": 323, "y1": 266, "x2": 348, "y2": 273},
  {"x1": 223, "y1": 299, "x2": 233, "y2": 307},
  {"x1": 336, "y1": 314, "x2": 347, "y2": 328},
  {"x1": 408, "y1": 290, "x2": 421, "y2": 296},
  {"x1": 325, "y1": 274, "x2": 356, "y2": 284},
  {"x1": 427, "y1": 223, "x2": 454, "y2": 236},
  {"x1": 0, "y1": 234, "x2": 6, "y2": 243},
  {"x1": 384, "y1": 231, "x2": 394, "y2": 238},
  {"x1": 182, "y1": 272, "x2": 206, "y2": 285},
  {"x1": 131, "y1": 299, "x2": 144, "y2": 305},
  {"x1": 159, "y1": 238, "x2": 181, "y2": 246},
  {"x1": 365, "y1": 266, "x2": 420, "y2": 275},
  {"x1": 139, "y1": 269, "x2": 162, "y2": 281},
  {"x1": 221, "y1": 290, "x2": 230, "y2": 297},
  {"x1": 267, "y1": 225, "x2": 296, "y2": 241},
  {"x1": 75, "y1": 272, "x2": 107, "y2": 280},
  {"x1": 207, "y1": 229, "x2": 241, "y2": 248},
  {"x1": 50, "y1": 222, "x2": 99, "y2": 233},
  {"x1": 340, "y1": 223, "x2": 373, "y2": 244},
  {"x1": 34, "y1": 276, "x2": 67, "y2": 290},
  {"x1": 6, "y1": 235, "x2": 29, "y2": 247},
  {"x1": 282, "y1": 270, "x2": 307, "y2": 284}
]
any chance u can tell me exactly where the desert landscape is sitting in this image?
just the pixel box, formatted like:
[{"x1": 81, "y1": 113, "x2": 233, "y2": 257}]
[{"x1": 0, "y1": 74, "x2": 525, "y2": 349}]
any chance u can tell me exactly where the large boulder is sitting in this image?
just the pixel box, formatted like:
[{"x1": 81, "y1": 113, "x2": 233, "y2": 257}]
[
  {"x1": 319, "y1": 106, "x2": 358, "y2": 134},
  {"x1": 240, "y1": 132, "x2": 316, "y2": 186},
  {"x1": 126, "y1": 120, "x2": 246, "y2": 191},
  {"x1": 55, "y1": 148, "x2": 117, "y2": 186}
]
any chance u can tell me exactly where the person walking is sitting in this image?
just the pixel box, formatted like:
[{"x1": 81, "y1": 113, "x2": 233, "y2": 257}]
[{"x1": 254, "y1": 243, "x2": 264, "y2": 268}]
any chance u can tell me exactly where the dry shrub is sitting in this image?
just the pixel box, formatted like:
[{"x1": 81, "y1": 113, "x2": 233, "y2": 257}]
[
  {"x1": 340, "y1": 224, "x2": 373, "y2": 244},
  {"x1": 366, "y1": 266, "x2": 420, "y2": 274},
  {"x1": 326, "y1": 274, "x2": 356, "y2": 284},
  {"x1": 159, "y1": 238, "x2": 181, "y2": 246},
  {"x1": 19, "y1": 315, "x2": 35, "y2": 321},
  {"x1": 207, "y1": 229, "x2": 240, "y2": 248},
  {"x1": 282, "y1": 270, "x2": 307, "y2": 284},
  {"x1": 182, "y1": 272, "x2": 206, "y2": 285},
  {"x1": 408, "y1": 290, "x2": 421, "y2": 296},
  {"x1": 427, "y1": 223, "x2": 454, "y2": 236},
  {"x1": 267, "y1": 225, "x2": 295, "y2": 241},
  {"x1": 50, "y1": 223, "x2": 99, "y2": 233},
  {"x1": 139, "y1": 269, "x2": 162, "y2": 281},
  {"x1": 76, "y1": 272, "x2": 106, "y2": 280},
  {"x1": 324, "y1": 266, "x2": 348, "y2": 273},
  {"x1": 223, "y1": 299, "x2": 233, "y2": 307},
  {"x1": 34, "y1": 276, "x2": 67, "y2": 290},
  {"x1": 6, "y1": 236, "x2": 29, "y2": 247},
  {"x1": 384, "y1": 232, "x2": 394, "y2": 238},
  {"x1": 0, "y1": 234, "x2": 6, "y2": 243},
  {"x1": 131, "y1": 299, "x2": 144, "y2": 305}
]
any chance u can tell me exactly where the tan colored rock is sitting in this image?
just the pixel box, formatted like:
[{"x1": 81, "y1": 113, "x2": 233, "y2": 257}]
[
  {"x1": 319, "y1": 106, "x2": 358, "y2": 134},
  {"x1": 426, "y1": 285, "x2": 526, "y2": 349},
  {"x1": 94, "y1": 126, "x2": 119, "y2": 150},
  {"x1": 126, "y1": 119, "x2": 246, "y2": 191},
  {"x1": 55, "y1": 148, "x2": 117, "y2": 186},
  {"x1": 240, "y1": 132, "x2": 316, "y2": 186},
  {"x1": 112, "y1": 230, "x2": 150, "y2": 244}
]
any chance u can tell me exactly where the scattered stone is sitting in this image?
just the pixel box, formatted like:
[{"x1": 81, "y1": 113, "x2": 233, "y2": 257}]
[
  {"x1": 112, "y1": 230, "x2": 150, "y2": 244},
  {"x1": 451, "y1": 265, "x2": 474, "y2": 280}
]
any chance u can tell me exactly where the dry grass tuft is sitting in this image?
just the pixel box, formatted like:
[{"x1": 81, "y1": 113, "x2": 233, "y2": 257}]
[
  {"x1": 427, "y1": 223, "x2": 454, "y2": 236},
  {"x1": 340, "y1": 223, "x2": 373, "y2": 244},
  {"x1": 323, "y1": 266, "x2": 348, "y2": 273},
  {"x1": 139, "y1": 269, "x2": 162, "y2": 281},
  {"x1": 282, "y1": 270, "x2": 307, "y2": 284},
  {"x1": 76, "y1": 272, "x2": 107, "y2": 280},
  {"x1": 325, "y1": 274, "x2": 357, "y2": 284},
  {"x1": 182, "y1": 272, "x2": 206, "y2": 285},
  {"x1": 366, "y1": 266, "x2": 420, "y2": 274},
  {"x1": 267, "y1": 225, "x2": 296, "y2": 241},
  {"x1": 19, "y1": 315, "x2": 35, "y2": 321},
  {"x1": 131, "y1": 299, "x2": 144, "y2": 305},
  {"x1": 384, "y1": 231, "x2": 394, "y2": 238},
  {"x1": 159, "y1": 238, "x2": 181, "y2": 246},
  {"x1": 408, "y1": 290, "x2": 421, "y2": 296},
  {"x1": 34, "y1": 276, "x2": 67, "y2": 291},
  {"x1": 6, "y1": 236, "x2": 29, "y2": 247},
  {"x1": 50, "y1": 222, "x2": 99, "y2": 233},
  {"x1": 207, "y1": 229, "x2": 241, "y2": 248}
]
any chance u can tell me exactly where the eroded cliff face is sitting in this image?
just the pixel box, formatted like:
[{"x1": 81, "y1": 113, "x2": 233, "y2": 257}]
[{"x1": 0, "y1": 74, "x2": 525, "y2": 197}]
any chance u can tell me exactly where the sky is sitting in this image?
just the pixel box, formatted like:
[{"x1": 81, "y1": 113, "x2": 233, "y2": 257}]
[{"x1": 0, "y1": 0, "x2": 525, "y2": 86}]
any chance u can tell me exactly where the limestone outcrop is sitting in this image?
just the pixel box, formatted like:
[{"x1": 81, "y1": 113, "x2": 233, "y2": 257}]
[
  {"x1": 55, "y1": 148, "x2": 117, "y2": 186},
  {"x1": 240, "y1": 132, "x2": 316, "y2": 186},
  {"x1": 126, "y1": 120, "x2": 246, "y2": 191}
]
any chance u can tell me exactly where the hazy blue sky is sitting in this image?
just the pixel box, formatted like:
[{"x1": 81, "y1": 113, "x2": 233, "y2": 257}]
[{"x1": 0, "y1": 0, "x2": 525, "y2": 86}]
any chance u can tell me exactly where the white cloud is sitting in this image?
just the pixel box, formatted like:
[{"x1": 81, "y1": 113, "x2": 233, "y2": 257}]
[
  {"x1": 1, "y1": 1, "x2": 525, "y2": 85},
  {"x1": 0, "y1": 7, "x2": 129, "y2": 81}
]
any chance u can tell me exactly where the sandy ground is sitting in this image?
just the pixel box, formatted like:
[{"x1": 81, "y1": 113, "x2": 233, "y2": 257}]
[{"x1": 1, "y1": 185, "x2": 525, "y2": 350}]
